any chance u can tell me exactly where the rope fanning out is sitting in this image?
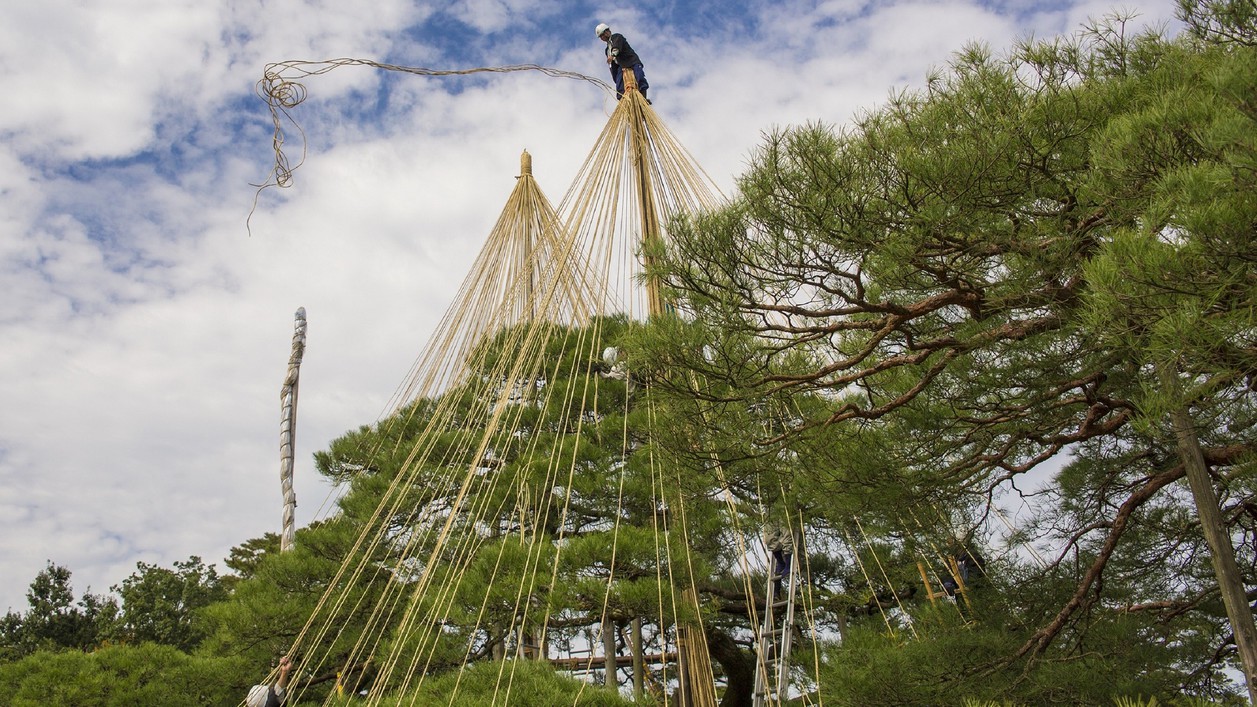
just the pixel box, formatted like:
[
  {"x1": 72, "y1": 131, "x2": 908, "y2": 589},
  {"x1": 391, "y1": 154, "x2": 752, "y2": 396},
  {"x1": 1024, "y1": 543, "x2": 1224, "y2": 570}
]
[{"x1": 256, "y1": 80, "x2": 743, "y2": 704}]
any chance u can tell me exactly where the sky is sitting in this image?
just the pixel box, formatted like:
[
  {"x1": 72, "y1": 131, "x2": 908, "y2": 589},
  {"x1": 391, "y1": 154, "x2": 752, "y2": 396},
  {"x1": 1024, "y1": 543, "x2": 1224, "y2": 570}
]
[{"x1": 0, "y1": 0, "x2": 1182, "y2": 613}]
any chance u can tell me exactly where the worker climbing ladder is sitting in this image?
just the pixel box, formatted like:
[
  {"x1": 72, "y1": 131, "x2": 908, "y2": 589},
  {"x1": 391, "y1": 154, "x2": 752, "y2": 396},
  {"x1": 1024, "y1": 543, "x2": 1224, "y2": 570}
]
[{"x1": 753, "y1": 534, "x2": 801, "y2": 707}]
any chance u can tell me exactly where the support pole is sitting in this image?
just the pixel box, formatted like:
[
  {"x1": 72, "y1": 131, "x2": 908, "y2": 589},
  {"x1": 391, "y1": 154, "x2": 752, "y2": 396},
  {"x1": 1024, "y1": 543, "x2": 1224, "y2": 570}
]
[
  {"x1": 520, "y1": 150, "x2": 537, "y2": 323},
  {"x1": 278, "y1": 307, "x2": 306, "y2": 553},
  {"x1": 916, "y1": 561, "x2": 939, "y2": 605},
  {"x1": 622, "y1": 70, "x2": 664, "y2": 318},
  {"x1": 676, "y1": 626, "x2": 692, "y2": 707},
  {"x1": 603, "y1": 617, "x2": 618, "y2": 688},
  {"x1": 632, "y1": 617, "x2": 644, "y2": 700},
  {"x1": 1161, "y1": 363, "x2": 1257, "y2": 704}
]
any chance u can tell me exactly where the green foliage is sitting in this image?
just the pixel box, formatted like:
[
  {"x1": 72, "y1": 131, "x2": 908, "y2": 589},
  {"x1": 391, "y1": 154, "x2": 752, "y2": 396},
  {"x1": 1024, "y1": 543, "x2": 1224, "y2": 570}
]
[
  {"x1": 222, "y1": 532, "x2": 281, "y2": 585},
  {"x1": 0, "y1": 562, "x2": 117, "y2": 661},
  {"x1": 203, "y1": 315, "x2": 725, "y2": 701},
  {"x1": 0, "y1": 642, "x2": 246, "y2": 706},
  {"x1": 200, "y1": 517, "x2": 384, "y2": 694},
  {"x1": 202, "y1": 8, "x2": 1253, "y2": 704},
  {"x1": 1083, "y1": 38, "x2": 1257, "y2": 418},
  {"x1": 641, "y1": 6, "x2": 1255, "y2": 704},
  {"x1": 389, "y1": 659, "x2": 639, "y2": 706},
  {"x1": 2, "y1": 558, "x2": 230, "y2": 662},
  {"x1": 110, "y1": 556, "x2": 227, "y2": 651},
  {"x1": 821, "y1": 598, "x2": 1213, "y2": 706},
  {"x1": 966, "y1": 697, "x2": 1230, "y2": 706},
  {"x1": 1178, "y1": 0, "x2": 1257, "y2": 45}
]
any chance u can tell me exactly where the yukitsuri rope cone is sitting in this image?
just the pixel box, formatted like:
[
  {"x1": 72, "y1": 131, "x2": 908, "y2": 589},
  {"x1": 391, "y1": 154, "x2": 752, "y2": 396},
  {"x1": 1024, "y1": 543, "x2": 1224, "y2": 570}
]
[{"x1": 270, "y1": 80, "x2": 760, "y2": 706}]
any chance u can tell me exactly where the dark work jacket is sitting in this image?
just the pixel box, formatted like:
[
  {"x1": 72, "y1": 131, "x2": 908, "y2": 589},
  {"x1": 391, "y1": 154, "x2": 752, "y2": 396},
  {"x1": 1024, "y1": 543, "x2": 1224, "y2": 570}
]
[{"x1": 606, "y1": 33, "x2": 642, "y2": 67}]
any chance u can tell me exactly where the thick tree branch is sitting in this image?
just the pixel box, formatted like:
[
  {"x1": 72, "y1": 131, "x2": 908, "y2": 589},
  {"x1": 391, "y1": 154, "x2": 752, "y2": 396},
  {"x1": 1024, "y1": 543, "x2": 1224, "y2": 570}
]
[{"x1": 1010, "y1": 464, "x2": 1185, "y2": 662}]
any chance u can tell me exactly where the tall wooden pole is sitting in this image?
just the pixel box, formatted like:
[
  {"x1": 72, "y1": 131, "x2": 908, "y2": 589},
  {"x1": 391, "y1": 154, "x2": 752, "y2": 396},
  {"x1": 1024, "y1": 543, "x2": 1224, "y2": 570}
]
[
  {"x1": 623, "y1": 83, "x2": 658, "y2": 700},
  {"x1": 520, "y1": 150, "x2": 537, "y2": 323},
  {"x1": 279, "y1": 307, "x2": 306, "y2": 553},
  {"x1": 603, "y1": 617, "x2": 617, "y2": 688},
  {"x1": 632, "y1": 617, "x2": 644, "y2": 700},
  {"x1": 622, "y1": 71, "x2": 664, "y2": 318},
  {"x1": 675, "y1": 626, "x2": 693, "y2": 707},
  {"x1": 1161, "y1": 363, "x2": 1257, "y2": 704}
]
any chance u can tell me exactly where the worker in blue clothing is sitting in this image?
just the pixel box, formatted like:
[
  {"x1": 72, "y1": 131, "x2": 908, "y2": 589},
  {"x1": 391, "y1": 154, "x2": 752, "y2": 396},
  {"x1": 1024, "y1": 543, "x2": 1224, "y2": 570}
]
[
  {"x1": 941, "y1": 536, "x2": 986, "y2": 597},
  {"x1": 596, "y1": 23, "x2": 650, "y2": 103},
  {"x1": 764, "y1": 521, "x2": 794, "y2": 596}
]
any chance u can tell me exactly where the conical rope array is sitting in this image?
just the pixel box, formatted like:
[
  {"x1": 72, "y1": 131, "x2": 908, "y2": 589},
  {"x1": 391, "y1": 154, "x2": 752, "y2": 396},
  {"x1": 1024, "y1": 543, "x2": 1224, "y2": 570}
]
[{"x1": 270, "y1": 88, "x2": 755, "y2": 706}]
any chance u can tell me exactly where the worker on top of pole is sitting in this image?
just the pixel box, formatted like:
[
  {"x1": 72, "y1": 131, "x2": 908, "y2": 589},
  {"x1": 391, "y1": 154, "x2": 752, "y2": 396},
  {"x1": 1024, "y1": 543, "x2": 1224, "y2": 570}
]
[{"x1": 596, "y1": 22, "x2": 650, "y2": 104}]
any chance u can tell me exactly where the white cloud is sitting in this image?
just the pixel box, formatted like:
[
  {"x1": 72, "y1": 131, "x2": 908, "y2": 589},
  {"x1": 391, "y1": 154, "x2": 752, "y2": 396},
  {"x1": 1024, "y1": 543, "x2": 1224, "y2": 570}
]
[
  {"x1": 444, "y1": 0, "x2": 554, "y2": 34},
  {"x1": 0, "y1": 0, "x2": 427, "y2": 161}
]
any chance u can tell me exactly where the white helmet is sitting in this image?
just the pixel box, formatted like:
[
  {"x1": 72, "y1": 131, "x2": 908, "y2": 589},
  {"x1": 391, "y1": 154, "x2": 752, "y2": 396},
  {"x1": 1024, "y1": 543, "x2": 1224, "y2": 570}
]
[{"x1": 595, "y1": 23, "x2": 610, "y2": 37}]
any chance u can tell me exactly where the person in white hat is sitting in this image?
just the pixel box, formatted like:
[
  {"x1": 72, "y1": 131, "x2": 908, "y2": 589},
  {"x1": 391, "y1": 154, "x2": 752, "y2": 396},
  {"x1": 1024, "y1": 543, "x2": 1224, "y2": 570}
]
[
  {"x1": 596, "y1": 22, "x2": 650, "y2": 103},
  {"x1": 246, "y1": 656, "x2": 293, "y2": 707}
]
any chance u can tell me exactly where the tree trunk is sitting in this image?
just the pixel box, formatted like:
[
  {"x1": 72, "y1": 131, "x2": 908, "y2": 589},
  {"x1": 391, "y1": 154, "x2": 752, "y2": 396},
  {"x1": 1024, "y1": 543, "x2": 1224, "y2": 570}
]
[
  {"x1": 1162, "y1": 364, "x2": 1257, "y2": 704},
  {"x1": 704, "y1": 625, "x2": 755, "y2": 707}
]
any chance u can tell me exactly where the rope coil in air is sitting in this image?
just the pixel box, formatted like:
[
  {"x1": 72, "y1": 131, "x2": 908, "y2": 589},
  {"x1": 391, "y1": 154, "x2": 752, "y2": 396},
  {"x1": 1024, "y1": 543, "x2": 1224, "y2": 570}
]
[{"x1": 254, "y1": 59, "x2": 612, "y2": 192}]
